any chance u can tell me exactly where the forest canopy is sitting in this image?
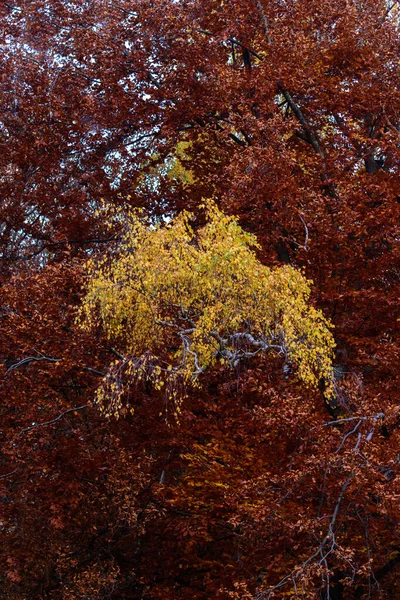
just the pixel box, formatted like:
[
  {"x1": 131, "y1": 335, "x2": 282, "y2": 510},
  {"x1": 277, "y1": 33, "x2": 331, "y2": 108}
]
[{"x1": 0, "y1": 1, "x2": 399, "y2": 598}]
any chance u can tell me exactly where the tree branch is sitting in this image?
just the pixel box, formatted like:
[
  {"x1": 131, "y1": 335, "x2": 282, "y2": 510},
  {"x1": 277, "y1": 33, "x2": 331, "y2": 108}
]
[
  {"x1": 5, "y1": 353, "x2": 61, "y2": 376},
  {"x1": 278, "y1": 85, "x2": 325, "y2": 158},
  {"x1": 20, "y1": 404, "x2": 89, "y2": 435},
  {"x1": 380, "y1": 1, "x2": 399, "y2": 23},
  {"x1": 0, "y1": 469, "x2": 18, "y2": 479},
  {"x1": 256, "y1": 0, "x2": 272, "y2": 44}
]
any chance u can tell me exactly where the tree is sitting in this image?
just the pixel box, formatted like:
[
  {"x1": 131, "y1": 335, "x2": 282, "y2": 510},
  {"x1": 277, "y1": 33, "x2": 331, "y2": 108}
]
[
  {"x1": 78, "y1": 202, "x2": 335, "y2": 418},
  {"x1": 0, "y1": 0, "x2": 399, "y2": 598}
]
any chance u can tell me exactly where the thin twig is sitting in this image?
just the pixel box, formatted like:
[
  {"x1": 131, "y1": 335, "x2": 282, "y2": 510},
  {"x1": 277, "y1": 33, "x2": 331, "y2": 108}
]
[
  {"x1": 20, "y1": 405, "x2": 89, "y2": 435},
  {"x1": 0, "y1": 469, "x2": 18, "y2": 479},
  {"x1": 83, "y1": 367, "x2": 106, "y2": 377},
  {"x1": 299, "y1": 214, "x2": 309, "y2": 250},
  {"x1": 335, "y1": 420, "x2": 362, "y2": 453},
  {"x1": 5, "y1": 354, "x2": 61, "y2": 376},
  {"x1": 259, "y1": 473, "x2": 353, "y2": 598},
  {"x1": 321, "y1": 413, "x2": 384, "y2": 428}
]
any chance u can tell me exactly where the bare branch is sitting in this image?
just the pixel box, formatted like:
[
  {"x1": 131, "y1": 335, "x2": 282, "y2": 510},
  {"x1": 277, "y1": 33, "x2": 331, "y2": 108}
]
[
  {"x1": 278, "y1": 85, "x2": 325, "y2": 158},
  {"x1": 335, "y1": 419, "x2": 362, "y2": 453},
  {"x1": 321, "y1": 413, "x2": 384, "y2": 428},
  {"x1": 20, "y1": 404, "x2": 89, "y2": 435},
  {"x1": 109, "y1": 347, "x2": 127, "y2": 360},
  {"x1": 299, "y1": 214, "x2": 309, "y2": 250},
  {"x1": 258, "y1": 473, "x2": 353, "y2": 598},
  {"x1": 83, "y1": 366, "x2": 106, "y2": 377},
  {"x1": 0, "y1": 469, "x2": 18, "y2": 479},
  {"x1": 5, "y1": 353, "x2": 61, "y2": 376},
  {"x1": 380, "y1": 1, "x2": 399, "y2": 22}
]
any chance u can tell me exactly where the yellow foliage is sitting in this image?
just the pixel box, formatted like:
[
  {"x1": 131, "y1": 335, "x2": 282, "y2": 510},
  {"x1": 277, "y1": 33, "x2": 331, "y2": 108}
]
[
  {"x1": 166, "y1": 140, "x2": 195, "y2": 186},
  {"x1": 78, "y1": 202, "x2": 335, "y2": 418}
]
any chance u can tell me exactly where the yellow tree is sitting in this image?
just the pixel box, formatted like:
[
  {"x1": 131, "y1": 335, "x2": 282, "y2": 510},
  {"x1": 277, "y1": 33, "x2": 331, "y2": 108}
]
[{"x1": 78, "y1": 203, "x2": 335, "y2": 418}]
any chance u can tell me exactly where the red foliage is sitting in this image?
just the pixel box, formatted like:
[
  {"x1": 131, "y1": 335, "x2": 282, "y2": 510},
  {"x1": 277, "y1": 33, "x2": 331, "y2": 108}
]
[{"x1": 0, "y1": 1, "x2": 399, "y2": 598}]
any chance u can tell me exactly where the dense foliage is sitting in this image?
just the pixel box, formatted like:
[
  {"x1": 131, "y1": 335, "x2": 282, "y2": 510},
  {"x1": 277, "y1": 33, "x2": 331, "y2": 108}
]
[
  {"x1": 0, "y1": 1, "x2": 399, "y2": 599},
  {"x1": 79, "y1": 203, "x2": 335, "y2": 418}
]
